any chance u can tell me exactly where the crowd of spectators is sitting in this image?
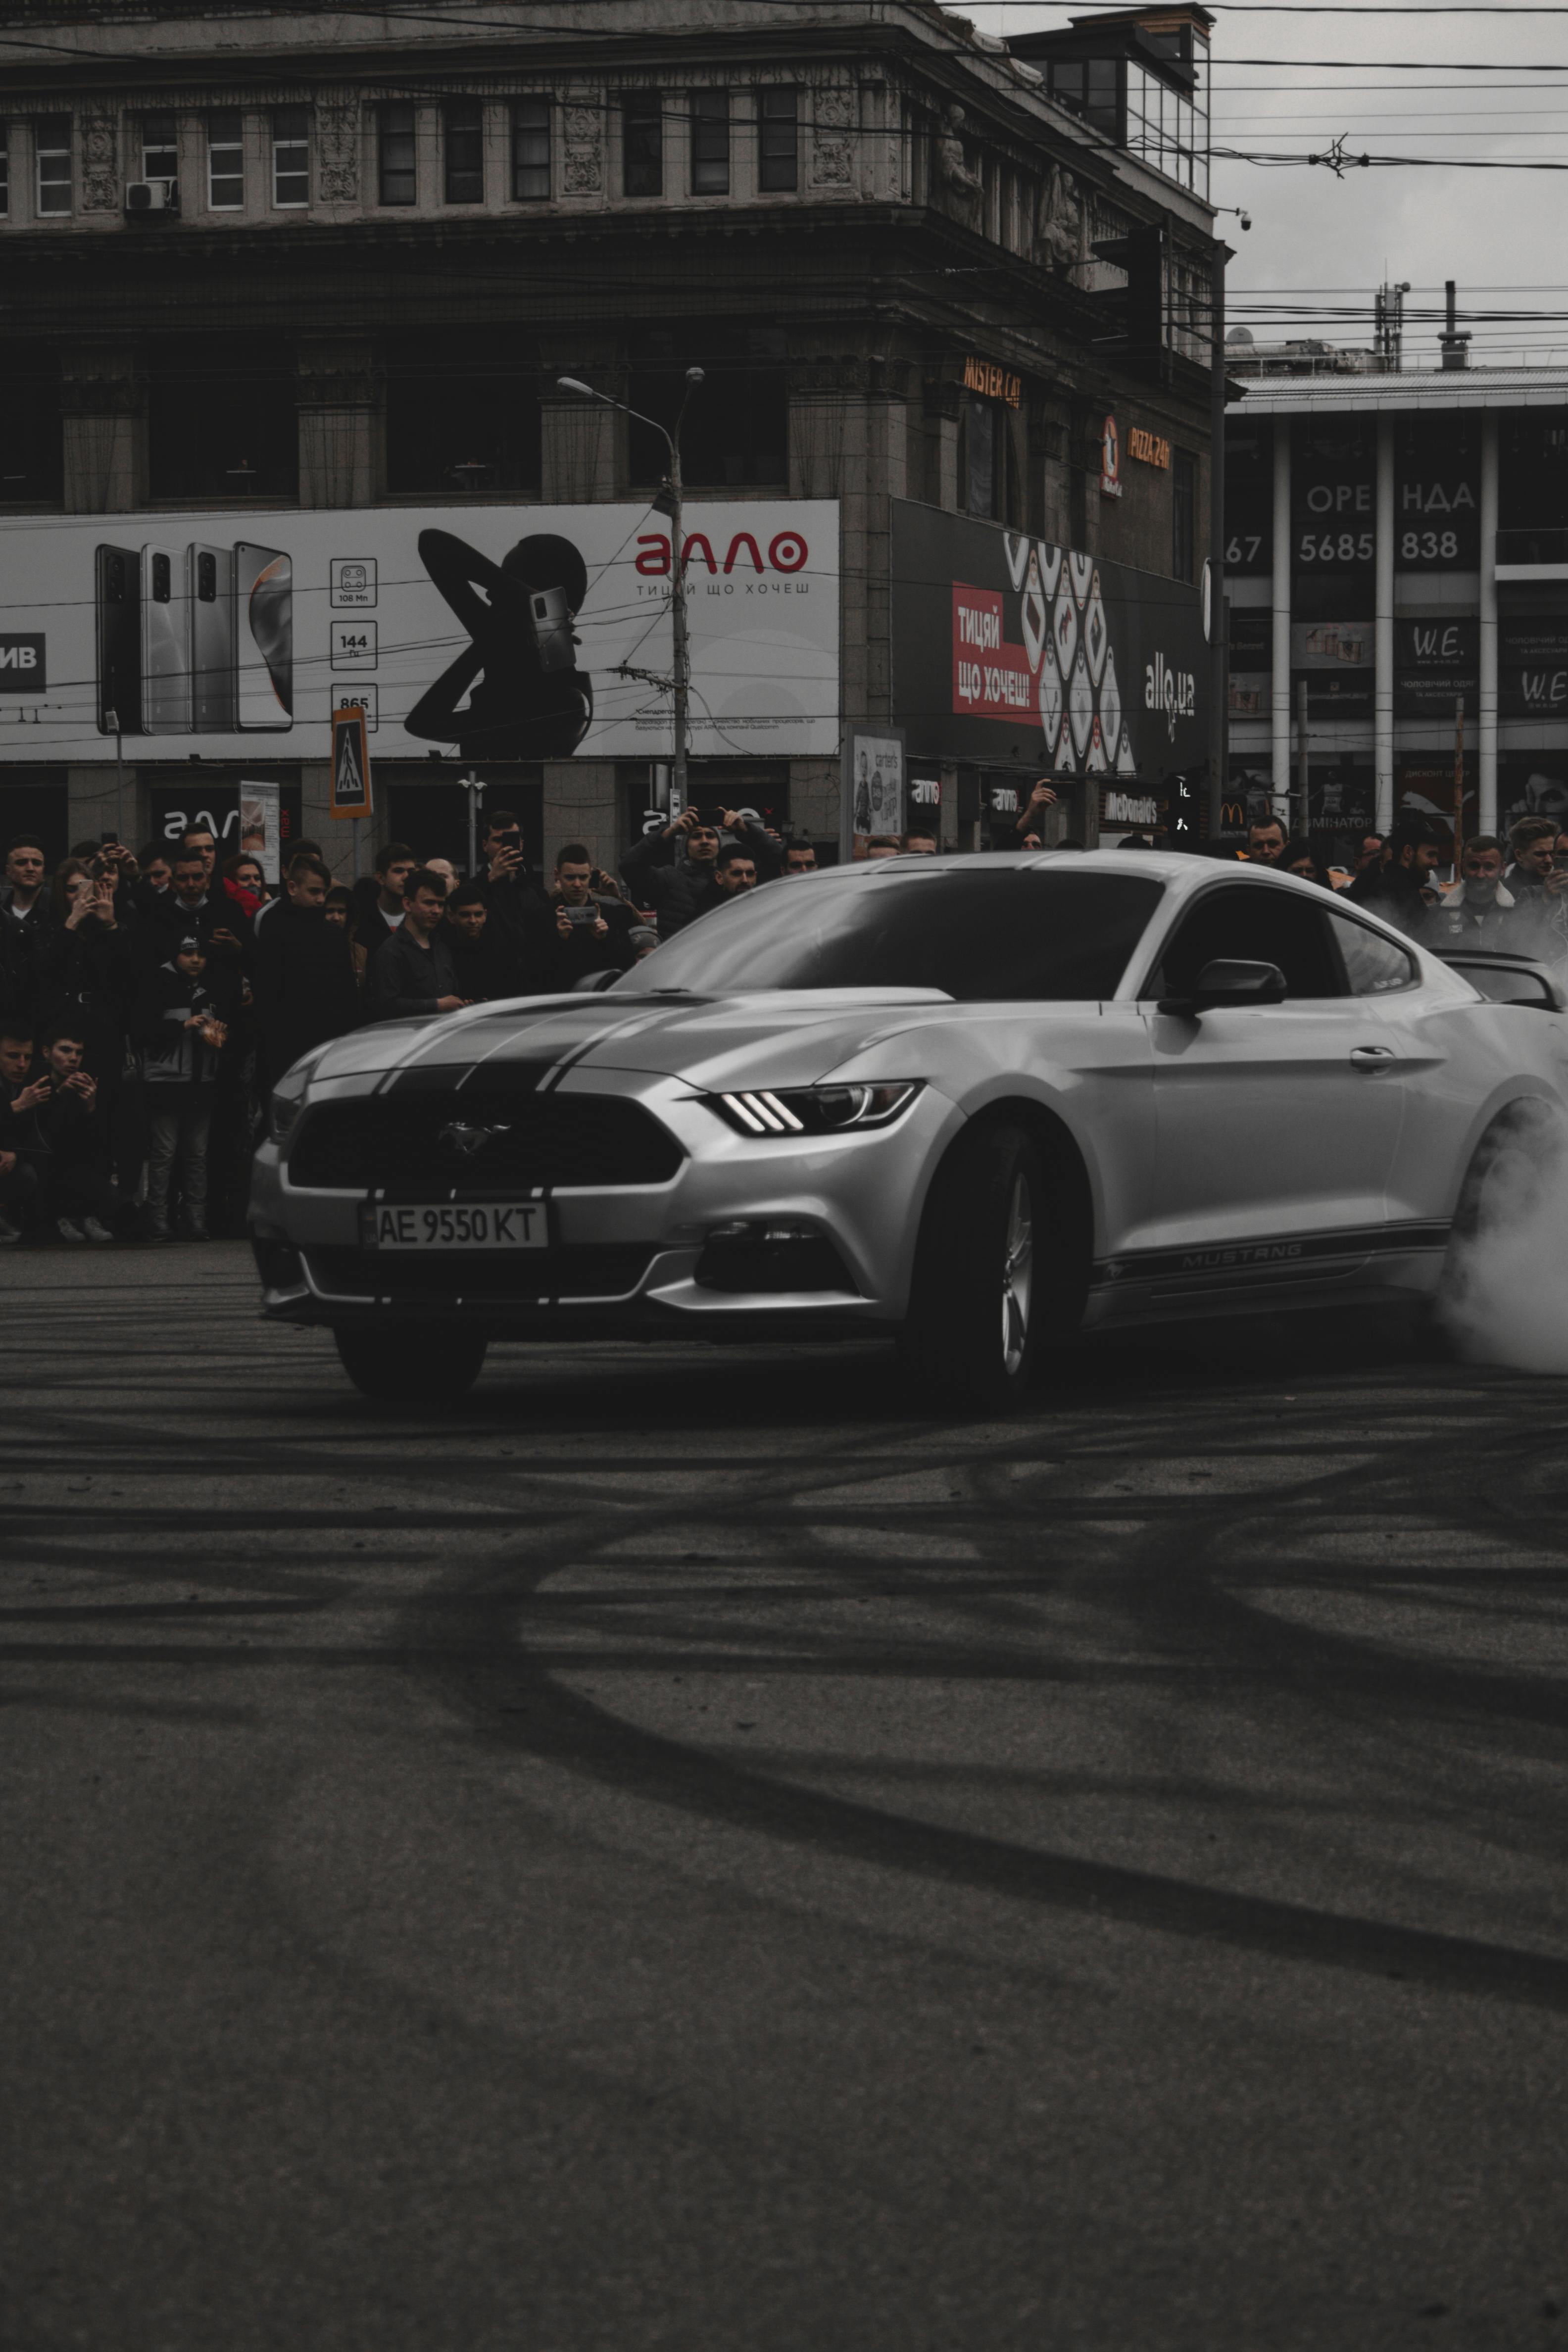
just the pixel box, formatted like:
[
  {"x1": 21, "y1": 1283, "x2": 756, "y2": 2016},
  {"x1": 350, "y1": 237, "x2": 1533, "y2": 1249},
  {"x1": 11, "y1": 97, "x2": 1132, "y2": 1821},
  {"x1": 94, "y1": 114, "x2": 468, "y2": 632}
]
[
  {"x1": 2, "y1": 786, "x2": 1559, "y2": 1248},
  {"x1": 0, "y1": 800, "x2": 812, "y2": 1248},
  {"x1": 1226, "y1": 808, "x2": 1568, "y2": 963}
]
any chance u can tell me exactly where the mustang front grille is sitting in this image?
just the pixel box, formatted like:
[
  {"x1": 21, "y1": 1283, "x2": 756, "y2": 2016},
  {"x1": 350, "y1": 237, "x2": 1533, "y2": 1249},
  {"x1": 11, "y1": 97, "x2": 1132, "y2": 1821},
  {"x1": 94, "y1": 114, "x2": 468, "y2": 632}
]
[
  {"x1": 288, "y1": 1093, "x2": 684, "y2": 1193},
  {"x1": 304, "y1": 1243, "x2": 658, "y2": 1302}
]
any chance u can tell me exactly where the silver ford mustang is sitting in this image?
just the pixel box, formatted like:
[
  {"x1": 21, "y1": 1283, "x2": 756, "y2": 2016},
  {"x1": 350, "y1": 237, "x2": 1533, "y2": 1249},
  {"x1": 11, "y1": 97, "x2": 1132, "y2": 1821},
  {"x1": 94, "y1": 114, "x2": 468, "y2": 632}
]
[{"x1": 250, "y1": 850, "x2": 1568, "y2": 1405}]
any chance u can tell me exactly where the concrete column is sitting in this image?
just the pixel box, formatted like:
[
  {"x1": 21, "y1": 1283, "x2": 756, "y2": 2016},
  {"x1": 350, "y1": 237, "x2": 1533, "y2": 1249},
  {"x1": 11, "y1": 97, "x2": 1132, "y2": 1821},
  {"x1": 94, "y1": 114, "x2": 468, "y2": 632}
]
[
  {"x1": 60, "y1": 346, "x2": 146, "y2": 514},
  {"x1": 297, "y1": 342, "x2": 382, "y2": 510},
  {"x1": 1270, "y1": 417, "x2": 1291, "y2": 813},
  {"x1": 65, "y1": 763, "x2": 136, "y2": 849},
  {"x1": 1479, "y1": 410, "x2": 1499, "y2": 835},
  {"x1": 300, "y1": 764, "x2": 342, "y2": 872},
  {"x1": 543, "y1": 758, "x2": 617, "y2": 873},
  {"x1": 1375, "y1": 413, "x2": 1396, "y2": 835},
  {"x1": 541, "y1": 349, "x2": 624, "y2": 502},
  {"x1": 791, "y1": 351, "x2": 909, "y2": 848}
]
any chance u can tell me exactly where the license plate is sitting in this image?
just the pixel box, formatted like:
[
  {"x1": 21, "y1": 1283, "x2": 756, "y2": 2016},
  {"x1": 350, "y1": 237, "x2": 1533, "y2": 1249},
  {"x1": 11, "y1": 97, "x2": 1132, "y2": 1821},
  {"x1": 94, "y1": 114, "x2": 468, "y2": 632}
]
[{"x1": 367, "y1": 1202, "x2": 547, "y2": 1251}]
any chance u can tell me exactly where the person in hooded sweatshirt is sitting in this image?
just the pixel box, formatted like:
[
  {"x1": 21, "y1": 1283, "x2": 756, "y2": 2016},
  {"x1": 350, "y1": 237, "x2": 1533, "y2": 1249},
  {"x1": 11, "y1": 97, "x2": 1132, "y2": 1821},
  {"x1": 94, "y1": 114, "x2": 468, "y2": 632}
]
[{"x1": 133, "y1": 934, "x2": 236, "y2": 1241}]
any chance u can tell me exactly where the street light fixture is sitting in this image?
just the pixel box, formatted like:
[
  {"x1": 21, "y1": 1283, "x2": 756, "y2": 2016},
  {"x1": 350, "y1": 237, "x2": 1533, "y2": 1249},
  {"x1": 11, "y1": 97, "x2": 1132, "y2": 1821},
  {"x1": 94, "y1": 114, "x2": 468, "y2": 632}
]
[{"x1": 557, "y1": 367, "x2": 705, "y2": 816}]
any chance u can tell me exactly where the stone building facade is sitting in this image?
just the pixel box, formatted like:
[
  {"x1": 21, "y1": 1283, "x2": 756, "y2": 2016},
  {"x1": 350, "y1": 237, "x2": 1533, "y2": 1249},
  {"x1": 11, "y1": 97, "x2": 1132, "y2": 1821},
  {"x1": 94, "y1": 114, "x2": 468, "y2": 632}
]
[{"x1": 0, "y1": 0, "x2": 1221, "y2": 868}]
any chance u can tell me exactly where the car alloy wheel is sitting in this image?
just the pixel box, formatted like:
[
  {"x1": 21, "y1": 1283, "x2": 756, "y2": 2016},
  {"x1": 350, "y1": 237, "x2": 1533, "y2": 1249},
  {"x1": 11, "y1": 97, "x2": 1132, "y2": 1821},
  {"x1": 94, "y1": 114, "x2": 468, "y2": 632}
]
[
  {"x1": 900, "y1": 1119, "x2": 1062, "y2": 1409},
  {"x1": 1001, "y1": 1171, "x2": 1034, "y2": 1377}
]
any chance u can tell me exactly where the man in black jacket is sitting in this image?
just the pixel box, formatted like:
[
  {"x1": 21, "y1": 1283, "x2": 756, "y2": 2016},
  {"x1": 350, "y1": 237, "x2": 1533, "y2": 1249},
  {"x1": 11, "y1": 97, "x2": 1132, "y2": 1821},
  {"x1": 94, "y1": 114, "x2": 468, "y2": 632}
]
[
  {"x1": 1, "y1": 835, "x2": 48, "y2": 1036},
  {"x1": 366, "y1": 869, "x2": 471, "y2": 1021},
  {"x1": 539, "y1": 843, "x2": 638, "y2": 990},
  {"x1": 1347, "y1": 820, "x2": 1444, "y2": 935},
  {"x1": 0, "y1": 1022, "x2": 46, "y2": 1242},
  {"x1": 477, "y1": 808, "x2": 555, "y2": 984},
  {"x1": 251, "y1": 856, "x2": 361, "y2": 1091},
  {"x1": 350, "y1": 840, "x2": 419, "y2": 953},
  {"x1": 146, "y1": 848, "x2": 250, "y2": 975},
  {"x1": 620, "y1": 806, "x2": 779, "y2": 936},
  {"x1": 34, "y1": 1021, "x2": 121, "y2": 1241},
  {"x1": 446, "y1": 882, "x2": 528, "y2": 1002}
]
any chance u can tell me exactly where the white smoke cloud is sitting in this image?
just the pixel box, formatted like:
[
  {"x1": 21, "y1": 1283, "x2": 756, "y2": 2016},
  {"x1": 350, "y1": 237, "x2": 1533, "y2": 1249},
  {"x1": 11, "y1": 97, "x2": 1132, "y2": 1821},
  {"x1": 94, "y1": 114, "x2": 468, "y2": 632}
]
[{"x1": 1438, "y1": 1114, "x2": 1568, "y2": 1372}]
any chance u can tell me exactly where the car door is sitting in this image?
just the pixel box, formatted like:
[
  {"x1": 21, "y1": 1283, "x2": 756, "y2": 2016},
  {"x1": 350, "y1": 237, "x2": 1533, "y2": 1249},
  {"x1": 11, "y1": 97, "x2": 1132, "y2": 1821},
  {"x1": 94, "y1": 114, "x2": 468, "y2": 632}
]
[{"x1": 1134, "y1": 879, "x2": 1406, "y2": 1265}]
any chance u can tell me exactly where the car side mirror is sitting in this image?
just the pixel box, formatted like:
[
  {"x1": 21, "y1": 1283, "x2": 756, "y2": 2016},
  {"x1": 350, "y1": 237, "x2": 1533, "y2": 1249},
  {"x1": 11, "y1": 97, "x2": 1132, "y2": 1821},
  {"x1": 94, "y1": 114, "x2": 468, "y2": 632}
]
[
  {"x1": 571, "y1": 968, "x2": 619, "y2": 994},
  {"x1": 1158, "y1": 959, "x2": 1288, "y2": 1017}
]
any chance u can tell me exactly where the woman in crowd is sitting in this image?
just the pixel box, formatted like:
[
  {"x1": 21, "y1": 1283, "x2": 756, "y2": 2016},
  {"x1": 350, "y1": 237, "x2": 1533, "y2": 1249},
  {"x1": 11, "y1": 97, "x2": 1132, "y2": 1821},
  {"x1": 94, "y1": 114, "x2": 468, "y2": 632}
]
[
  {"x1": 222, "y1": 852, "x2": 269, "y2": 922},
  {"x1": 324, "y1": 885, "x2": 370, "y2": 988}
]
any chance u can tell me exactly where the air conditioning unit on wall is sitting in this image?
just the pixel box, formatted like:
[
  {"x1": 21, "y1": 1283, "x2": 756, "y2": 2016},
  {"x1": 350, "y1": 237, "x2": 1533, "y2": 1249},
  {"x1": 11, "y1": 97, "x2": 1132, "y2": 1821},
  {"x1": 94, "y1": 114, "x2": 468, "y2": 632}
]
[{"x1": 125, "y1": 180, "x2": 177, "y2": 215}]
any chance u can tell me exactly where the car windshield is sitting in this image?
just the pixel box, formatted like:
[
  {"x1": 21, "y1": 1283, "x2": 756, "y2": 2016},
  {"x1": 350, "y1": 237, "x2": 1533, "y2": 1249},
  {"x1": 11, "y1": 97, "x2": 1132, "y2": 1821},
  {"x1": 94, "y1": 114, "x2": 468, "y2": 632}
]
[{"x1": 616, "y1": 867, "x2": 1165, "y2": 1000}]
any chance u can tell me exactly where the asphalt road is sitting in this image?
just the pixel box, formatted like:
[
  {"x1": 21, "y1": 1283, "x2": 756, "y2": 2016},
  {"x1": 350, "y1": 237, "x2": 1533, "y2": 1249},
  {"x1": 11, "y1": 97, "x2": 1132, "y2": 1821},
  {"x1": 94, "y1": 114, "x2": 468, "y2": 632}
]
[{"x1": 4, "y1": 1246, "x2": 1568, "y2": 2352}]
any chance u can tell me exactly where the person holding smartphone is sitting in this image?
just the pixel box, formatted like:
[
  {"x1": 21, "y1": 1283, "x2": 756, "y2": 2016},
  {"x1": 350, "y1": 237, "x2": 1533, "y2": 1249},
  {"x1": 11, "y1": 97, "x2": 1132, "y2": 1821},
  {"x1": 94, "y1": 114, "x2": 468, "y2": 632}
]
[
  {"x1": 619, "y1": 805, "x2": 777, "y2": 938},
  {"x1": 478, "y1": 808, "x2": 554, "y2": 986},
  {"x1": 543, "y1": 843, "x2": 637, "y2": 989}
]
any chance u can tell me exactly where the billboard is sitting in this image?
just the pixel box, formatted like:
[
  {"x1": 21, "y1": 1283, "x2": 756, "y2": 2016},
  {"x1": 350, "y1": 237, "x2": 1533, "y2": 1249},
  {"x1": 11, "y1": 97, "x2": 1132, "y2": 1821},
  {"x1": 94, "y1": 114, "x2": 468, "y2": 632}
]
[
  {"x1": 1290, "y1": 618, "x2": 1373, "y2": 720},
  {"x1": 890, "y1": 501, "x2": 1207, "y2": 778},
  {"x1": 1392, "y1": 616, "x2": 1477, "y2": 720},
  {"x1": 1499, "y1": 750, "x2": 1568, "y2": 836},
  {"x1": 0, "y1": 500, "x2": 839, "y2": 764},
  {"x1": 1499, "y1": 610, "x2": 1568, "y2": 721}
]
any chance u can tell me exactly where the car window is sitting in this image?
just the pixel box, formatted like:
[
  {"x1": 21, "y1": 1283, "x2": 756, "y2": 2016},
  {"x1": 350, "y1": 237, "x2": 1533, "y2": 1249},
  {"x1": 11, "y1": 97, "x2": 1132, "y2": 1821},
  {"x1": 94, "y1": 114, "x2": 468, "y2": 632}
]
[
  {"x1": 1325, "y1": 907, "x2": 1418, "y2": 996},
  {"x1": 1149, "y1": 882, "x2": 1346, "y2": 1000},
  {"x1": 616, "y1": 869, "x2": 1165, "y2": 1001}
]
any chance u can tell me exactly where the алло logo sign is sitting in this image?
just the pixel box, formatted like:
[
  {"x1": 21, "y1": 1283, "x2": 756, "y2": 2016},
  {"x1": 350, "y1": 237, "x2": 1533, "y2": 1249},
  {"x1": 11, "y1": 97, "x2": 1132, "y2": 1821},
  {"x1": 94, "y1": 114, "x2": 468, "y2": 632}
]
[
  {"x1": 0, "y1": 635, "x2": 45, "y2": 692},
  {"x1": 1145, "y1": 651, "x2": 1195, "y2": 742}
]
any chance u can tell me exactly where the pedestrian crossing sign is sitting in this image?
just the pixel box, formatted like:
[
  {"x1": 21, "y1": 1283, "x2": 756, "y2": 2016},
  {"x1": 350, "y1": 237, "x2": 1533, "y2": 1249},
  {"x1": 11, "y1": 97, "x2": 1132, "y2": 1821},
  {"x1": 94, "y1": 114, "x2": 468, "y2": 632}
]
[{"x1": 329, "y1": 704, "x2": 373, "y2": 820}]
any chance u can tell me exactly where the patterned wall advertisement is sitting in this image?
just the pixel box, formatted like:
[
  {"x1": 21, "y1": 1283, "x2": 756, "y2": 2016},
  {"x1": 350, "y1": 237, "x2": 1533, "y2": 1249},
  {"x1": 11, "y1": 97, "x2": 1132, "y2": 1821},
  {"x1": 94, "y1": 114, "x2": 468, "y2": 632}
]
[{"x1": 891, "y1": 501, "x2": 1207, "y2": 779}]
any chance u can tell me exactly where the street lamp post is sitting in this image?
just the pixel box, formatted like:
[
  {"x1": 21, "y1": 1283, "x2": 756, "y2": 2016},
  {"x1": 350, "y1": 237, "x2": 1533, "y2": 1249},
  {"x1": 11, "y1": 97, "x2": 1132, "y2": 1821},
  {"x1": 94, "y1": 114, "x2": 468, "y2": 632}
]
[
  {"x1": 557, "y1": 368, "x2": 704, "y2": 815},
  {"x1": 103, "y1": 707, "x2": 124, "y2": 845}
]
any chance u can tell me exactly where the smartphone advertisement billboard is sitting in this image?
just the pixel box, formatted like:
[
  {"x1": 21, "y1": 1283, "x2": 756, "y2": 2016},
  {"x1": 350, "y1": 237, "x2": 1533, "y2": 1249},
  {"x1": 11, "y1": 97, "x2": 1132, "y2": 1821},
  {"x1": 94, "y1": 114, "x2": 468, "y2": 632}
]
[
  {"x1": 0, "y1": 501, "x2": 839, "y2": 763},
  {"x1": 890, "y1": 500, "x2": 1207, "y2": 778}
]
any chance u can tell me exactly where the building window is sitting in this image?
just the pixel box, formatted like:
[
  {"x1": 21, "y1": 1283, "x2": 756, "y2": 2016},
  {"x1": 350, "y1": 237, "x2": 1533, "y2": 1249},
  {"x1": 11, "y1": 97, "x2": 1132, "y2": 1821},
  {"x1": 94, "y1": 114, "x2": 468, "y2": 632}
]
[
  {"x1": 385, "y1": 335, "x2": 542, "y2": 496},
  {"x1": 511, "y1": 98, "x2": 549, "y2": 199},
  {"x1": 1173, "y1": 449, "x2": 1195, "y2": 581},
  {"x1": 624, "y1": 95, "x2": 662, "y2": 198},
  {"x1": 444, "y1": 99, "x2": 484, "y2": 204},
  {"x1": 1045, "y1": 58, "x2": 1119, "y2": 140},
  {"x1": 379, "y1": 103, "x2": 416, "y2": 205},
  {"x1": 272, "y1": 106, "x2": 309, "y2": 207},
  {"x1": 147, "y1": 338, "x2": 298, "y2": 500},
  {"x1": 628, "y1": 326, "x2": 787, "y2": 488},
  {"x1": 964, "y1": 396, "x2": 1000, "y2": 519},
  {"x1": 690, "y1": 89, "x2": 729, "y2": 196},
  {"x1": 207, "y1": 112, "x2": 244, "y2": 208},
  {"x1": 758, "y1": 87, "x2": 797, "y2": 193},
  {"x1": 36, "y1": 118, "x2": 72, "y2": 216},
  {"x1": 0, "y1": 360, "x2": 64, "y2": 501},
  {"x1": 141, "y1": 114, "x2": 178, "y2": 191},
  {"x1": 0, "y1": 125, "x2": 9, "y2": 218}
]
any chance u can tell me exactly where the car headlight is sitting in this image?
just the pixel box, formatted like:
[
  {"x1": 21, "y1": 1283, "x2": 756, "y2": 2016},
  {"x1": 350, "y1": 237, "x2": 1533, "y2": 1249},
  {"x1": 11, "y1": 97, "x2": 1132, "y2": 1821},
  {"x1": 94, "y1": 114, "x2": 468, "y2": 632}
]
[
  {"x1": 709, "y1": 1082, "x2": 922, "y2": 1137},
  {"x1": 268, "y1": 1067, "x2": 311, "y2": 1146}
]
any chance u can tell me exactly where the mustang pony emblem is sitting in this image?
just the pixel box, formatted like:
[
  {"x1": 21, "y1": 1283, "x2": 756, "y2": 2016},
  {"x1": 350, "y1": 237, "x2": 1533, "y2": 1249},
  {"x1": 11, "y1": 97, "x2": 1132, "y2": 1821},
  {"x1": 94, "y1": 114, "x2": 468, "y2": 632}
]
[{"x1": 437, "y1": 1120, "x2": 511, "y2": 1160}]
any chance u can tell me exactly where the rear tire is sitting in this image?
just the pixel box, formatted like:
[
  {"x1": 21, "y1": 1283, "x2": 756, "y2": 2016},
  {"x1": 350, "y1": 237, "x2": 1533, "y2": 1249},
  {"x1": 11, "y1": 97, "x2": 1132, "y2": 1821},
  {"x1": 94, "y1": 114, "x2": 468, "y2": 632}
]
[
  {"x1": 898, "y1": 1120, "x2": 1083, "y2": 1410},
  {"x1": 332, "y1": 1323, "x2": 489, "y2": 1404}
]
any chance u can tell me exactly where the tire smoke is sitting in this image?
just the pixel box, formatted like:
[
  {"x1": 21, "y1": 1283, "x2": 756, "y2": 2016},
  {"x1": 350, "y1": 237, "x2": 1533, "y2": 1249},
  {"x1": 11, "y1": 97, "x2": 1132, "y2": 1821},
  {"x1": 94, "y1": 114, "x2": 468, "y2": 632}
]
[{"x1": 1438, "y1": 1109, "x2": 1568, "y2": 1372}]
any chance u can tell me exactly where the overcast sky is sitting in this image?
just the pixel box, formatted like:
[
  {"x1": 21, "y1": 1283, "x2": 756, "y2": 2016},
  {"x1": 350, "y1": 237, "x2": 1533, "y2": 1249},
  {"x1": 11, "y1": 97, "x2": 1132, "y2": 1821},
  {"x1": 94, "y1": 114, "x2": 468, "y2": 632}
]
[{"x1": 966, "y1": 2, "x2": 1568, "y2": 366}]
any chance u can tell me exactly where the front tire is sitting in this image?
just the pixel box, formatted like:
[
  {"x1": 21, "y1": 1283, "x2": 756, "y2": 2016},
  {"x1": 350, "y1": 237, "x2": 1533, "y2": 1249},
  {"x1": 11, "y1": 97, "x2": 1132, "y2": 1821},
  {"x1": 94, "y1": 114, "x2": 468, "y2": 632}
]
[
  {"x1": 899, "y1": 1120, "x2": 1079, "y2": 1409},
  {"x1": 332, "y1": 1323, "x2": 489, "y2": 1404}
]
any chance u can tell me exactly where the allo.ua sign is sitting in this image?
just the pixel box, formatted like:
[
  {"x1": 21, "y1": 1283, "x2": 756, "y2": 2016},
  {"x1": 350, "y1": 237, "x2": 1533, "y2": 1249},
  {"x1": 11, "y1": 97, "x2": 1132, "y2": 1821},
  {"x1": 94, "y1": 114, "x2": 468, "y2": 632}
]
[{"x1": 893, "y1": 501, "x2": 1207, "y2": 778}]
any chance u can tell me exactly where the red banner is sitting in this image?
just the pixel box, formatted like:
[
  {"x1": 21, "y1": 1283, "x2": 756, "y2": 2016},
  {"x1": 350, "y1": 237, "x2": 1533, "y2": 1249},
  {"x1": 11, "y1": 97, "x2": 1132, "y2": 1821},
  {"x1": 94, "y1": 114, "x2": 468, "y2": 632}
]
[{"x1": 951, "y1": 585, "x2": 1039, "y2": 727}]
